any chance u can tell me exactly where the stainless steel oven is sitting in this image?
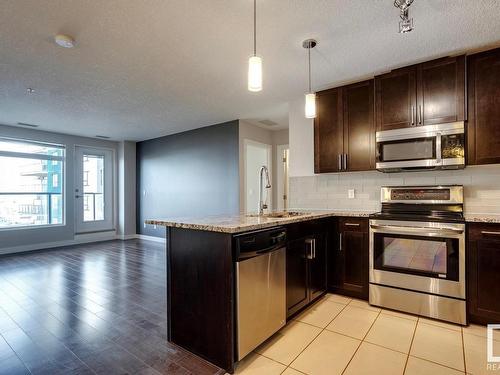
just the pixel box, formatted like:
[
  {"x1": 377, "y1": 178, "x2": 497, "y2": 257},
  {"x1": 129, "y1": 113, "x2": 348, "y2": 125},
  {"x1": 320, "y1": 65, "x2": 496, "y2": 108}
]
[
  {"x1": 369, "y1": 186, "x2": 466, "y2": 325},
  {"x1": 376, "y1": 122, "x2": 465, "y2": 172}
]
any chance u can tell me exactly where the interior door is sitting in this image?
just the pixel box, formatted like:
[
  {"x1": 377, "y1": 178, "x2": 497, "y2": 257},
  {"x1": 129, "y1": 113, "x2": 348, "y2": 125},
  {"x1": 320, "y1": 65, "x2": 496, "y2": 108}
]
[
  {"x1": 375, "y1": 66, "x2": 417, "y2": 131},
  {"x1": 75, "y1": 146, "x2": 114, "y2": 233}
]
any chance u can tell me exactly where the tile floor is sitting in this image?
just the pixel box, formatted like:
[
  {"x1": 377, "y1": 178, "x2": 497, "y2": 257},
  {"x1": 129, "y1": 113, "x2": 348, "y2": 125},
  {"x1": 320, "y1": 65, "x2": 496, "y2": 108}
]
[{"x1": 234, "y1": 293, "x2": 500, "y2": 375}]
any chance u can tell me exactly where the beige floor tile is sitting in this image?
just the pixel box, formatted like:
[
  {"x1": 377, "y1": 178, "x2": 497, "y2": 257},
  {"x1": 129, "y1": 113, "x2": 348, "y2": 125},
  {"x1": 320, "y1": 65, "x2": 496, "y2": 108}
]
[
  {"x1": 410, "y1": 322, "x2": 465, "y2": 371},
  {"x1": 255, "y1": 321, "x2": 322, "y2": 365},
  {"x1": 281, "y1": 368, "x2": 304, "y2": 375},
  {"x1": 326, "y1": 293, "x2": 352, "y2": 305},
  {"x1": 290, "y1": 330, "x2": 360, "y2": 375},
  {"x1": 463, "y1": 332, "x2": 500, "y2": 375},
  {"x1": 405, "y1": 356, "x2": 464, "y2": 375},
  {"x1": 234, "y1": 353, "x2": 286, "y2": 375},
  {"x1": 326, "y1": 305, "x2": 379, "y2": 339},
  {"x1": 365, "y1": 313, "x2": 417, "y2": 353},
  {"x1": 294, "y1": 299, "x2": 345, "y2": 328},
  {"x1": 463, "y1": 324, "x2": 500, "y2": 341},
  {"x1": 348, "y1": 299, "x2": 381, "y2": 312},
  {"x1": 380, "y1": 308, "x2": 418, "y2": 321},
  {"x1": 343, "y1": 342, "x2": 407, "y2": 375},
  {"x1": 419, "y1": 317, "x2": 462, "y2": 332}
]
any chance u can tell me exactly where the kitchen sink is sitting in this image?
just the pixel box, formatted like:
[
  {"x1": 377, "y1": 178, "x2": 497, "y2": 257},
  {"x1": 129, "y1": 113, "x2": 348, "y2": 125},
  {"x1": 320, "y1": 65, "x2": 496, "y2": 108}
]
[{"x1": 247, "y1": 211, "x2": 310, "y2": 219}]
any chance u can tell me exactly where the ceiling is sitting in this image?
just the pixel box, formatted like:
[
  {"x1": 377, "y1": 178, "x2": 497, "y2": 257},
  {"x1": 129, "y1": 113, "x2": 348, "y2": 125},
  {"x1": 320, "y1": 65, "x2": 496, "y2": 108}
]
[{"x1": 0, "y1": 1, "x2": 499, "y2": 141}]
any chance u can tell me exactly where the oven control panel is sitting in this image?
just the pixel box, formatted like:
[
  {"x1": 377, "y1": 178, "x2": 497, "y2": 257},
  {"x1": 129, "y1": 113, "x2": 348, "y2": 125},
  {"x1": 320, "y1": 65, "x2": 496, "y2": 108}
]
[{"x1": 390, "y1": 188, "x2": 450, "y2": 201}]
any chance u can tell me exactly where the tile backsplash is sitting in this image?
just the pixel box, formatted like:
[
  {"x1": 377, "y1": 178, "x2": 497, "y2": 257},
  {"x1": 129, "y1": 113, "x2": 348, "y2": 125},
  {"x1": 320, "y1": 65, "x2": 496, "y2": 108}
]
[{"x1": 289, "y1": 165, "x2": 500, "y2": 216}]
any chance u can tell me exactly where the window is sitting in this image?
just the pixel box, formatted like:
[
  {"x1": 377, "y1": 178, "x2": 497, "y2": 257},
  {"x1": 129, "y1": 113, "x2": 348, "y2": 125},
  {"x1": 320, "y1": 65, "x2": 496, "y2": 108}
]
[{"x1": 0, "y1": 138, "x2": 65, "y2": 228}]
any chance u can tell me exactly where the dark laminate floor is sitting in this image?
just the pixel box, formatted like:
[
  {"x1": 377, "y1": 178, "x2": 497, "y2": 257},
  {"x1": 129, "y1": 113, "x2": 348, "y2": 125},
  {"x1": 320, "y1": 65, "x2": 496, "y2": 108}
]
[{"x1": 0, "y1": 239, "x2": 224, "y2": 375}]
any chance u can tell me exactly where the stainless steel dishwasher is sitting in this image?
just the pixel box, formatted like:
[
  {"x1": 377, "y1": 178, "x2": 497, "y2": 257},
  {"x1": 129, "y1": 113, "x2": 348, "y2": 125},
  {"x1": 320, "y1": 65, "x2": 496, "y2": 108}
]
[{"x1": 235, "y1": 227, "x2": 287, "y2": 361}]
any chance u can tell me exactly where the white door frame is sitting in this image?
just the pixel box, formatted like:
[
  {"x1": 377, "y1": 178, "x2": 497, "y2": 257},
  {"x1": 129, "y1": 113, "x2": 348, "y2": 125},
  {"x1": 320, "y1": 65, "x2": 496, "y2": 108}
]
[
  {"x1": 243, "y1": 139, "x2": 272, "y2": 213},
  {"x1": 74, "y1": 145, "x2": 115, "y2": 233}
]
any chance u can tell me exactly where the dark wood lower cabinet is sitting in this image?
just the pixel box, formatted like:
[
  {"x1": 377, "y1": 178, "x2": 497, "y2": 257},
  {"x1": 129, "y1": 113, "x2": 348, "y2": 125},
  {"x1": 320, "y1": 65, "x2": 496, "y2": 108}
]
[
  {"x1": 328, "y1": 217, "x2": 369, "y2": 300},
  {"x1": 467, "y1": 223, "x2": 500, "y2": 324},
  {"x1": 286, "y1": 220, "x2": 329, "y2": 318}
]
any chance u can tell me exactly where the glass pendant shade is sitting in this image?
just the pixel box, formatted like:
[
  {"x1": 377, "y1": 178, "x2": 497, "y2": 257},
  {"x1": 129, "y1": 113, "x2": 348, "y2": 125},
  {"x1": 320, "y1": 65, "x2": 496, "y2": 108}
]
[
  {"x1": 305, "y1": 92, "x2": 316, "y2": 119},
  {"x1": 248, "y1": 55, "x2": 263, "y2": 92}
]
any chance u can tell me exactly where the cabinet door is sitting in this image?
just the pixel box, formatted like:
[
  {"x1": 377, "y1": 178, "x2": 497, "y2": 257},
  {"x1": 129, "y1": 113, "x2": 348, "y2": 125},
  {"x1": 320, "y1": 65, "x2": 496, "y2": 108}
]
[
  {"x1": 417, "y1": 55, "x2": 465, "y2": 126},
  {"x1": 339, "y1": 219, "x2": 369, "y2": 300},
  {"x1": 467, "y1": 48, "x2": 500, "y2": 165},
  {"x1": 375, "y1": 66, "x2": 417, "y2": 131},
  {"x1": 343, "y1": 80, "x2": 375, "y2": 171},
  {"x1": 314, "y1": 88, "x2": 344, "y2": 173},
  {"x1": 308, "y1": 233, "x2": 327, "y2": 302},
  {"x1": 286, "y1": 238, "x2": 309, "y2": 317},
  {"x1": 468, "y1": 225, "x2": 500, "y2": 324}
]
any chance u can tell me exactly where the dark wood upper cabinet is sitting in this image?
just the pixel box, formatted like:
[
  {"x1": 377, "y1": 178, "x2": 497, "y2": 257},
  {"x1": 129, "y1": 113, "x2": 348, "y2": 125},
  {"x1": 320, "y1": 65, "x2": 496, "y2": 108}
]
[
  {"x1": 375, "y1": 55, "x2": 465, "y2": 131},
  {"x1": 375, "y1": 66, "x2": 417, "y2": 131},
  {"x1": 467, "y1": 223, "x2": 500, "y2": 324},
  {"x1": 315, "y1": 80, "x2": 374, "y2": 173},
  {"x1": 418, "y1": 56, "x2": 466, "y2": 125},
  {"x1": 314, "y1": 88, "x2": 343, "y2": 173},
  {"x1": 467, "y1": 48, "x2": 500, "y2": 165},
  {"x1": 343, "y1": 80, "x2": 375, "y2": 171}
]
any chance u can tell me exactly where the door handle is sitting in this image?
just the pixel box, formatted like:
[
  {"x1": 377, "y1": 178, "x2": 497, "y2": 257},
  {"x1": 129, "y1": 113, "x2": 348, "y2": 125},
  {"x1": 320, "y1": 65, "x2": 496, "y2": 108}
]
[
  {"x1": 344, "y1": 223, "x2": 360, "y2": 227},
  {"x1": 75, "y1": 195, "x2": 82, "y2": 198},
  {"x1": 312, "y1": 239, "x2": 316, "y2": 259},
  {"x1": 481, "y1": 231, "x2": 500, "y2": 236},
  {"x1": 339, "y1": 233, "x2": 343, "y2": 252},
  {"x1": 343, "y1": 154, "x2": 347, "y2": 171},
  {"x1": 338, "y1": 154, "x2": 342, "y2": 171},
  {"x1": 411, "y1": 105, "x2": 415, "y2": 126},
  {"x1": 418, "y1": 105, "x2": 422, "y2": 125}
]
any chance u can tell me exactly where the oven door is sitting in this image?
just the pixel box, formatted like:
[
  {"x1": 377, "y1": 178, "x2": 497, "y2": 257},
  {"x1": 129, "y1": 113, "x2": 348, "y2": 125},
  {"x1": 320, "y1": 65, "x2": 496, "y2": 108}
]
[{"x1": 369, "y1": 219, "x2": 465, "y2": 299}]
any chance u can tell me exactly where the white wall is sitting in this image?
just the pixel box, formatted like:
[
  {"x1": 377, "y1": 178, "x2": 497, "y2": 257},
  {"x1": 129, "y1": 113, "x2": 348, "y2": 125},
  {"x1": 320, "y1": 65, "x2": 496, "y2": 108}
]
[
  {"x1": 289, "y1": 98, "x2": 314, "y2": 177},
  {"x1": 118, "y1": 141, "x2": 136, "y2": 238},
  {"x1": 287, "y1": 97, "x2": 500, "y2": 217},
  {"x1": 0, "y1": 125, "x2": 134, "y2": 254}
]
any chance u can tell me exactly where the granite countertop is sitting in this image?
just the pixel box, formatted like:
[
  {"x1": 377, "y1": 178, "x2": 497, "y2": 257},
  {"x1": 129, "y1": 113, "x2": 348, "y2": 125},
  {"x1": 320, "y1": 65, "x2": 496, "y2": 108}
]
[
  {"x1": 146, "y1": 210, "x2": 374, "y2": 234},
  {"x1": 464, "y1": 215, "x2": 500, "y2": 224}
]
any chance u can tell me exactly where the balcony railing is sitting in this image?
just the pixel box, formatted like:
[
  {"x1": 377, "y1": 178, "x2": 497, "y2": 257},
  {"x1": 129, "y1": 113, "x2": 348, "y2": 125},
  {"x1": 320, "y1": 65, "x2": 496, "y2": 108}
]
[{"x1": 0, "y1": 192, "x2": 63, "y2": 227}]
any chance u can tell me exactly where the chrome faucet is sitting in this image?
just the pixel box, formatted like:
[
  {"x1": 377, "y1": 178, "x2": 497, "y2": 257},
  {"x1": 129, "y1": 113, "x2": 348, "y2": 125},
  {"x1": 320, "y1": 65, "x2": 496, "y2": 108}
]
[{"x1": 258, "y1": 166, "x2": 271, "y2": 215}]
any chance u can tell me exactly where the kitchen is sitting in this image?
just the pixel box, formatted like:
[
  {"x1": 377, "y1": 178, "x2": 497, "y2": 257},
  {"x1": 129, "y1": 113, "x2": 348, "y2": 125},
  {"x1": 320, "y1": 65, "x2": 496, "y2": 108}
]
[{"x1": 0, "y1": 1, "x2": 500, "y2": 375}]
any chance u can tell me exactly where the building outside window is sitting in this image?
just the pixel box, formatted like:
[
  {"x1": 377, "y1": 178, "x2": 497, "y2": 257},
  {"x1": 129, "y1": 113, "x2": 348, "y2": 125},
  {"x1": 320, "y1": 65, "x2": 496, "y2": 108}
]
[{"x1": 0, "y1": 138, "x2": 65, "y2": 228}]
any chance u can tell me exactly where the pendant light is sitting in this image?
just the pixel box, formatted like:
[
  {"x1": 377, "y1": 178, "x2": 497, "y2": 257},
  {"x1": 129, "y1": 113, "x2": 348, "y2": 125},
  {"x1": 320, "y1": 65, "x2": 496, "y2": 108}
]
[
  {"x1": 248, "y1": 0, "x2": 262, "y2": 92},
  {"x1": 303, "y1": 39, "x2": 317, "y2": 119}
]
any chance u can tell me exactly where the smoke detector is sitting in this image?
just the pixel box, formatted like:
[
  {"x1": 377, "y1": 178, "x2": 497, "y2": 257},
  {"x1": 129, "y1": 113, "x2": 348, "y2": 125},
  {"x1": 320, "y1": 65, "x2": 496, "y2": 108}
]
[
  {"x1": 54, "y1": 34, "x2": 75, "y2": 48},
  {"x1": 394, "y1": 0, "x2": 415, "y2": 33}
]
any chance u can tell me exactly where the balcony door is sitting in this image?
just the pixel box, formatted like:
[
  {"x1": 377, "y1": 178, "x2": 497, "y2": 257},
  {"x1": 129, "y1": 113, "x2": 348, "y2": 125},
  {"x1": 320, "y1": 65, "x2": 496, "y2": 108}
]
[{"x1": 75, "y1": 146, "x2": 114, "y2": 233}]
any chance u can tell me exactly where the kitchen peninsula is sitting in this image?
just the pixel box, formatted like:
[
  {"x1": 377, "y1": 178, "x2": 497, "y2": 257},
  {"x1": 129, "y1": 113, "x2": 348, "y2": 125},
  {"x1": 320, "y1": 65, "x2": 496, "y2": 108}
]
[{"x1": 146, "y1": 211, "x2": 372, "y2": 373}]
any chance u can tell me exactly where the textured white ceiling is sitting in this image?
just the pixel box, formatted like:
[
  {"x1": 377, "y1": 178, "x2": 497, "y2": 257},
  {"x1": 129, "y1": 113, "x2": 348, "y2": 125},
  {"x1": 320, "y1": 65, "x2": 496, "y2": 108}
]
[{"x1": 0, "y1": 1, "x2": 499, "y2": 141}]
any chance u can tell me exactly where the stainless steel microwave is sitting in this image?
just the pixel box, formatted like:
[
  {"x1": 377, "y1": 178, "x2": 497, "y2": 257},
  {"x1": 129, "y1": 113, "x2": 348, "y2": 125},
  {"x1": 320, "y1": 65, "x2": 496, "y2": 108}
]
[{"x1": 376, "y1": 122, "x2": 465, "y2": 173}]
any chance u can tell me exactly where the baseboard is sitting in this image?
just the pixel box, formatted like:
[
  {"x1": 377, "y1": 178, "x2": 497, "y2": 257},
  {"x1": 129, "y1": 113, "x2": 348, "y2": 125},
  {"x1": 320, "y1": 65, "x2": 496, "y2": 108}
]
[
  {"x1": 136, "y1": 234, "x2": 166, "y2": 243},
  {"x1": 0, "y1": 231, "x2": 153, "y2": 256}
]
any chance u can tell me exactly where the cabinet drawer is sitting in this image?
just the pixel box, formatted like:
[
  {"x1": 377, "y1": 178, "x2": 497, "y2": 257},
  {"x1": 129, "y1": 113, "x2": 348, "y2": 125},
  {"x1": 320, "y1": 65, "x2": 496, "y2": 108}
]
[
  {"x1": 339, "y1": 217, "x2": 368, "y2": 232},
  {"x1": 468, "y1": 223, "x2": 500, "y2": 241}
]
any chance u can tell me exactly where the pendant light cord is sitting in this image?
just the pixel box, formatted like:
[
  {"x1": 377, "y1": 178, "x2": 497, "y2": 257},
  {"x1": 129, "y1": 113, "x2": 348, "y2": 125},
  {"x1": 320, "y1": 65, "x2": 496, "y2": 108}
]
[
  {"x1": 308, "y1": 44, "x2": 312, "y2": 93},
  {"x1": 253, "y1": 0, "x2": 257, "y2": 56}
]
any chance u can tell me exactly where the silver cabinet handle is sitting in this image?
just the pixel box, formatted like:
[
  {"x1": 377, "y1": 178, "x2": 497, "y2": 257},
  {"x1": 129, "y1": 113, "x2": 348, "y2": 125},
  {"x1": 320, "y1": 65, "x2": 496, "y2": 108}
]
[
  {"x1": 418, "y1": 105, "x2": 422, "y2": 125},
  {"x1": 343, "y1": 154, "x2": 348, "y2": 170},
  {"x1": 312, "y1": 239, "x2": 316, "y2": 259},
  {"x1": 481, "y1": 231, "x2": 500, "y2": 236},
  {"x1": 338, "y1": 154, "x2": 342, "y2": 171},
  {"x1": 305, "y1": 238, "x2": 314, "y2": 259},
  {"x1": 339, "y1": 233, "x2": 343, "y2": 252},
  {"x1": 411, "y1": 105, "x2": 415, "y2": 126},
  {"x1": 344, "y1": 223, "x2": 360, "y2": 226}
]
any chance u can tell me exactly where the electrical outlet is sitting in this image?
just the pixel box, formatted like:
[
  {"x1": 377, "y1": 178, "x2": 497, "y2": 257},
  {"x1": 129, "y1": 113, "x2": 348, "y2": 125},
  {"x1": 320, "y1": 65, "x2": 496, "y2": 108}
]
[{"x1": 348, "y1": 189, "x2": 355, "y2": 199}]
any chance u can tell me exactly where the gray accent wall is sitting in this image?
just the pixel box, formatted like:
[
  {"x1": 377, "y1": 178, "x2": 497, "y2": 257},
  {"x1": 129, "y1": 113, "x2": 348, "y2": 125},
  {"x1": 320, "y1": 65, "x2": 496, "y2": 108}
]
[{"x1": 136, "y1": 121, "x2": 240, "y2": 237}]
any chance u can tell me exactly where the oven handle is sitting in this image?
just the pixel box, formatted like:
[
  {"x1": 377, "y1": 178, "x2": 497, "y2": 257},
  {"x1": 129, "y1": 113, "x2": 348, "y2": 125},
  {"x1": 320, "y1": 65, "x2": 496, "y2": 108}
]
[{"x1": 370, "y1": 224, "x2": 464, "y2": 235}]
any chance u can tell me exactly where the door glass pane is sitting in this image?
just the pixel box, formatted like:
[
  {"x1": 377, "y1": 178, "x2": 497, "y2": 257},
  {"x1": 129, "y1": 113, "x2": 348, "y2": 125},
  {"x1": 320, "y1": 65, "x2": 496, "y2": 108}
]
[{"x1": 83, "y1": 155, "x2": 105, "y2": 222}]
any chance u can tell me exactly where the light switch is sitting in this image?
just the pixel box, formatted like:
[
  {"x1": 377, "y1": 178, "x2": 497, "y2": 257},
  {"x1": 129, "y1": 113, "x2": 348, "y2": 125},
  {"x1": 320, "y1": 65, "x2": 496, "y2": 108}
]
[{"x1": 348, "y1": 189, "x2": 355, "y2": 199}]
